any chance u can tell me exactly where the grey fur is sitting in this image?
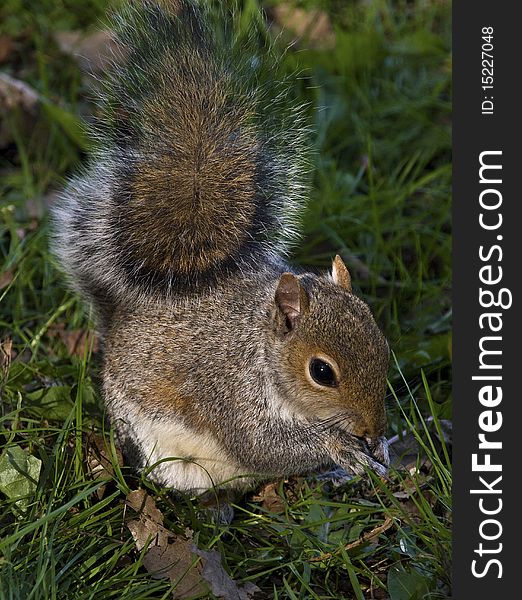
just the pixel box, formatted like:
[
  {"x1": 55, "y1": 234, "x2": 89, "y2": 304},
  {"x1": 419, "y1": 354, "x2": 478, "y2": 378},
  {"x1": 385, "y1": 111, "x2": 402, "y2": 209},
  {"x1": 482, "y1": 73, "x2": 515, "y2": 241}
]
[{"x1": 51, "y1": 0, "x2": 390, "y2": 492}]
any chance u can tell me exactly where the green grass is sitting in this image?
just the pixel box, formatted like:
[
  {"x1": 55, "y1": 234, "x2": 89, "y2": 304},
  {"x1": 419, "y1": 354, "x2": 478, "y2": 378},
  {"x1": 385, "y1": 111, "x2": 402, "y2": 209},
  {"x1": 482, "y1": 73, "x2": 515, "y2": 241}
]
[{"x1": 1, "y1": 0, "x2": 451, "y2": 598}]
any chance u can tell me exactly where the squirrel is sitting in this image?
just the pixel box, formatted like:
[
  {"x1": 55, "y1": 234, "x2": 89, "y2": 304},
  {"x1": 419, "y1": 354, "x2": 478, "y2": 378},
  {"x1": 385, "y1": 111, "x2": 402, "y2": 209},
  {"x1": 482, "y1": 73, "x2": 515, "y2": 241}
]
[{"x1": 51, "y1": 0, "x2": 390, "y2": 493}]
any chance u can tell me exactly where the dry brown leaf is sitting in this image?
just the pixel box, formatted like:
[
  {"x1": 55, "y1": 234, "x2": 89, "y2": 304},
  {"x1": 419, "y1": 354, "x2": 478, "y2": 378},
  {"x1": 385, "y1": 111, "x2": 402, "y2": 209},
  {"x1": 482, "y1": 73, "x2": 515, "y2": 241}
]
[
  {"x1": 251, "y1": 481, "x2": 285, "y2": 514},
  {"x1": 126, "y1": 490, "x2": 208, "y2": 598},
  {"x1": 0, "y1": 269, "x2": 14, "y2": 291},
  {"x1": 85, "y1": 433, "x2": 123, "y2": 499},
  {"x1": 147, "y1": 535, "x2": 209, "y2": 598},
  {"x1": 271, "y1": 5, "x2": 335, "y2": 49},
  {"x1": 0, "y1": 337, "x2": 13, "y2": 384},
  {"x1": 193, "y1": 546, "x2": 260, "y2": 600},
  {"x1": 127, "y1": 491, "x2": 179, "y2": 560},
  {"x1": 47, "y1": 324, "x2": 100, "y2": 356},
  {"x1": 392, "y1": 490, "x2": 410, "y2": 500},
  {"x1": 0, "y1": 73, "x2": 39, "y2": 113},
  {"x1": 126, "y1": 488, "x2": 164, "y2": 530},
  {"x1": 54, "y1": 29, "x2": 119, "y2": 73},
  {"x1": 125, "y1": 489, "x2": 258, "y2": 599}
]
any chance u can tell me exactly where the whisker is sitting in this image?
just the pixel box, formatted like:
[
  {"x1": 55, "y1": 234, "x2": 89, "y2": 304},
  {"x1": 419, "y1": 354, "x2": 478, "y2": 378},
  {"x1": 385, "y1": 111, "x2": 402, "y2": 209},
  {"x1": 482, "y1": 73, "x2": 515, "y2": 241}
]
[{"x1": 306, "y1": 412, "x2": 355, "y2": 435}]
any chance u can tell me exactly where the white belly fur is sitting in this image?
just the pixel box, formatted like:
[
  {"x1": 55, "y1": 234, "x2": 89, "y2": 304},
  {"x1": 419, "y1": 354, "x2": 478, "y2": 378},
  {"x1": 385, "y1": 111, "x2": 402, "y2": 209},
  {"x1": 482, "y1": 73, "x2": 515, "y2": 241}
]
[{"x1": 130, "y1": 412, "x2": 253, "y2": 492}]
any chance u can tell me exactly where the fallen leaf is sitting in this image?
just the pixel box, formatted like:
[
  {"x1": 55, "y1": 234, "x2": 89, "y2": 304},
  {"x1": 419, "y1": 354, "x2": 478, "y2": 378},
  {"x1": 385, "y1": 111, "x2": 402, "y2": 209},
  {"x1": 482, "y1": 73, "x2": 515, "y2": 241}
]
[
  {"x1": 47, "y1": 324, "x2": 100, "y2": 356},
  {"x1": 126, "y1": 489, "x2": 258, "y2": 599},
  {"x1": 251, "y1": 481, "x2": 285, "y2": 513},
  {"x1": 126, "y1": 488, "x2": 165, "y2": 534},
  {"x1": 392, "y1": 491, "x2": 410, "y2": 500},
  {"x1": 0, "y1": 337, "x2": 12, "y2": 370},
  {"x1": 146, "y1": 534, "x2": 209, "y2": 598},
  {"x1": 0, "y1": 269, "x2": 14, "y2": 291},
  {"x1": 126, "y1": 490, "x2": 208, "y2": 598},
  {"x1": 0, "y1": 445, "x2": 42, "y2": 512},
  {"x1": 193, "y1": 546, "x2": 260, "y2": 600},
  {"x1": 85, "y1": 433, "x2": 123, "y2": 499},
  {"x1": 0, "y1": 337, "x2": 13, "y2": 390}
]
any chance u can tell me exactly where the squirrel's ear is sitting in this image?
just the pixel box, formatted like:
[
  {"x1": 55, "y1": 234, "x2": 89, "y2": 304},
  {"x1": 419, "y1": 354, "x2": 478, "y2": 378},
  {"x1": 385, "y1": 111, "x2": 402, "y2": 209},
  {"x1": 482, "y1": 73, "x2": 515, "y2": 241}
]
[
  {"x1": 332, "y1": 255, "x2": 352, "y2": 292},
  {"x1": 274, "y1": 273, "x2": 309, "y2": 336}
]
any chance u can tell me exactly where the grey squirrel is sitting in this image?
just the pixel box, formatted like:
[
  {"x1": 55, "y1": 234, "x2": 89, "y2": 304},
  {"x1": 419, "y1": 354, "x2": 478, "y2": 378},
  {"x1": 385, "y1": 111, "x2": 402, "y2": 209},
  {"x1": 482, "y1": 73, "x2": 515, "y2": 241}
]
[{"x1": 51, "y1": 0, "x2": 390, "y2": 492}]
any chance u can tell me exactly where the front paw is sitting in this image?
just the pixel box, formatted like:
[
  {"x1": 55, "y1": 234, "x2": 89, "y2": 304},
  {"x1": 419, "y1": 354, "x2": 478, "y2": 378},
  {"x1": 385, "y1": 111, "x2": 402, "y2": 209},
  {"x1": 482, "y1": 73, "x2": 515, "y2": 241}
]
[
  {"x1": 329, "y1": 434, "x2": 389, "y2": 478},
  {"x1": 367, "y1": 436, "x2": 390, "y2": 467}
]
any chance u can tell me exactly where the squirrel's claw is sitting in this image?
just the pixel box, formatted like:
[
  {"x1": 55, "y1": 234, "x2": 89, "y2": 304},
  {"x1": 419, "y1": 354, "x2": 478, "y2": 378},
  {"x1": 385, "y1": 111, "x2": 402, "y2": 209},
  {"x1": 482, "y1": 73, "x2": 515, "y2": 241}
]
[
  {"x1": 333, "y1": 435, "x2": 390, "y2": 479},
  {"x1": 367, "y1": 436, "x2": 390, "y2": 467}
]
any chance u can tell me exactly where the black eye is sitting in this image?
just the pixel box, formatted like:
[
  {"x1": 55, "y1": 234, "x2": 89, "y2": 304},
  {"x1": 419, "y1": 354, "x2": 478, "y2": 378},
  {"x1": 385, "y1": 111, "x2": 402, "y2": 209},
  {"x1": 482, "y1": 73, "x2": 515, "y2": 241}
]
[{"x1": 309, "y1": 358, "x2": 337, "y2": 387}]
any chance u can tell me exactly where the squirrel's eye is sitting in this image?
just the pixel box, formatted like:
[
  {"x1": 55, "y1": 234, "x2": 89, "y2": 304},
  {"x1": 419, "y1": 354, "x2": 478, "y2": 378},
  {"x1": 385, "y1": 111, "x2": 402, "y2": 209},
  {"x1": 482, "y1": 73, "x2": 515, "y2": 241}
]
[{"x1": 309, "y1": 358, "x2": 337, "y2": 387}]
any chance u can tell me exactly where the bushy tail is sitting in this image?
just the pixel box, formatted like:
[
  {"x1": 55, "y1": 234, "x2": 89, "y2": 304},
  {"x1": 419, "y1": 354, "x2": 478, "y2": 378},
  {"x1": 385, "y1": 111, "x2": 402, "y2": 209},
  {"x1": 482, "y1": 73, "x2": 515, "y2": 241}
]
[{"x1": 52, "y1": 0, "x2": 309, "y2": 311}]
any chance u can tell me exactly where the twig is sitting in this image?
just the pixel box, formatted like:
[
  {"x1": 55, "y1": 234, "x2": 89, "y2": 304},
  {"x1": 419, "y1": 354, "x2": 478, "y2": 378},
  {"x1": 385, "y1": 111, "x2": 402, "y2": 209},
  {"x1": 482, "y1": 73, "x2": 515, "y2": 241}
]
[
  {"x1": 0, "y1": 72, "x2": 40, "y2": 112},
  {"x1": 387, "y1": 416, "x2": 434, "y2": 446},
  {"x1": 309, "y1": 515, "x2": 394, "y2": 562}
]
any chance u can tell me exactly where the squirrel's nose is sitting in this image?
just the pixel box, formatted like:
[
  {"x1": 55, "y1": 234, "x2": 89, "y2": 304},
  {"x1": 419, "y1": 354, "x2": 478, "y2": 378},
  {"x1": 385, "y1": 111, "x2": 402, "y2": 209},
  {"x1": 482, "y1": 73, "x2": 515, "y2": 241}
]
[{"x1": 357, "y1": 416, "x2": 387, "y2": 440}]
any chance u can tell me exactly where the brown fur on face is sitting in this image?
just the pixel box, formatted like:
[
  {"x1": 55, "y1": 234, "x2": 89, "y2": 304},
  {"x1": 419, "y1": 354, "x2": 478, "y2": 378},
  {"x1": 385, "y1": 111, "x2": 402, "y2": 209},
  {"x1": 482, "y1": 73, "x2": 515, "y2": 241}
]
[{"x1": 273, "y1": 274, "x2": 389, "y2": 440}]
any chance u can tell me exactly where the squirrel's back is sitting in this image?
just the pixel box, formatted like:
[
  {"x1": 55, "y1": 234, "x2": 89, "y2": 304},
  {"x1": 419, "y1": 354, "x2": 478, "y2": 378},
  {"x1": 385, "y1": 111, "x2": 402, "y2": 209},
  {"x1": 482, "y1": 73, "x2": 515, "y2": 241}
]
[{"x1": 52, "y1": 0, "x2": 309, "y2": 311}]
